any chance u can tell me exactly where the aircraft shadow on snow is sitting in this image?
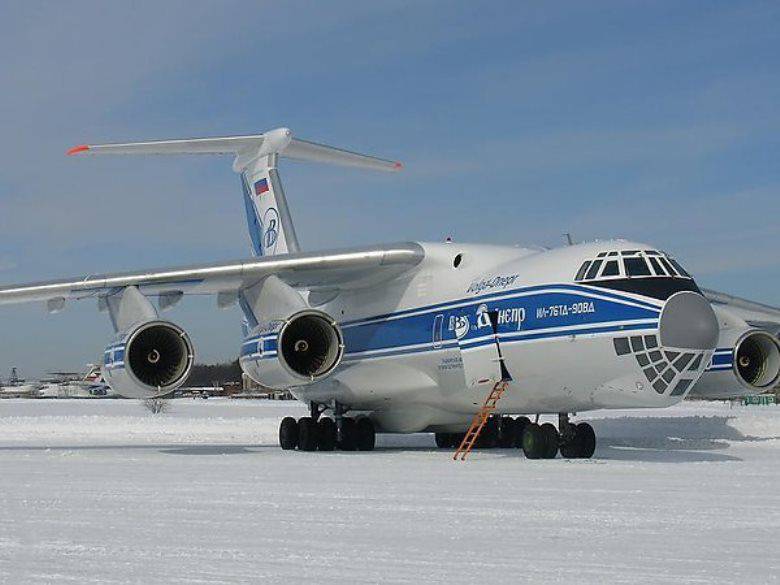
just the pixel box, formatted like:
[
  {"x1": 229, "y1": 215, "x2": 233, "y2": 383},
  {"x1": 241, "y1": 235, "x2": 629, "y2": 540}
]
[{"x1": 1, "y1": 415, "x2": 775, "y2": 463}]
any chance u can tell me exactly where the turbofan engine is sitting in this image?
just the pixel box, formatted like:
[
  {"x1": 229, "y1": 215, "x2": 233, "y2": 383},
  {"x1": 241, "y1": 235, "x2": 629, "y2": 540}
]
[
  {"x1": 691, "y1": 305, "x2": 780, "y2": 399},
  {"x1": 103, "y1": 320, "x2": 194, "y2": 398},
  {"x1": 240, "y1": 310, "x2": 344, "y2": 389},
  {"x1": 731, "y1": 330, "x2": 780, "y2": 390}
]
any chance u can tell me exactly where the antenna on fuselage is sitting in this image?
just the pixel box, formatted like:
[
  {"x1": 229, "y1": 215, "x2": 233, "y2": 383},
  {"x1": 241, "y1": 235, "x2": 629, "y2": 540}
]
[{"x1": 563, "y1": 233, "x2": 574, "y2": 246}]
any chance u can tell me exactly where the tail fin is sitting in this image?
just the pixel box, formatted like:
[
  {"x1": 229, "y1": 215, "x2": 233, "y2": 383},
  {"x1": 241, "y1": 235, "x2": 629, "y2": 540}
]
[{"x1": 68, "y1": 127, "x2": 402, "y2": 257}]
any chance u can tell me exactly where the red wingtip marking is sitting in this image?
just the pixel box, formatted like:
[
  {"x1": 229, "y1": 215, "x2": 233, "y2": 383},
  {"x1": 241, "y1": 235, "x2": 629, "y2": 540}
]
[
  {"x1": 66, "y1": 144, "x2": 90, "y2": 156},
  {"x1": 393, "y1": 161, "x2": 403, "y2": 170}
]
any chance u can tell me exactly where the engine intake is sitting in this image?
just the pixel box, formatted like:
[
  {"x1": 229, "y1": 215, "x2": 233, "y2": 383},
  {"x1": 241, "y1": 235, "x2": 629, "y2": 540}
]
[
  {"x1": 103, "y1": 320, "x2": 194, "y2": 398},
  {"x1": 239, "y1": 310, "x2": 343, "y2": 389},
  {"x1": 279, "y1": 311, "x2": 343, "y2": 379},
  {"x1": 127, "y1": 322, "x2": 193, "y2": 389},
  {"x1": 735, "y1": 330, "x2": 780, "y2": 390}
]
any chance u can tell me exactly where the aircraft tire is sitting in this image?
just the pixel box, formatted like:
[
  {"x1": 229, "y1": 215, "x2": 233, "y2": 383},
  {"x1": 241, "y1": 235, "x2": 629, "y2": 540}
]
[
  {"x1": 513, "y1": 416, "x2": 530, "y2": 448},
  {"x1": 338, "y1": 417, "x2": 358, "y2": 451},
  {"x1": 497, "y1": 417, "x2": 516, "y2": 448},
  {"x1": 297, "y1": 417, "x2": 319, "y2": 451},
  {"x1": 559, "y1": 434, "x2": 577, "y2": 458},
  {"x1": 540, "y1": 423, "x2": 559, "y2": 458},
  {"x1": 317, "y1": 418, "x2": 337, "y2": 451},
  {"x1": 451, "y1": 433, "x2": 466, "y2": 449},
  {"x1": 575, "y1": 422, "x2": 596, "y2": 458},
  {"x1": 279, "y1": 416, "x2": 299, "y2": 450},
  {"x1": 435, "y1": 432, "x2": 454, "y2": 448},
  {"x1": 522, "y1": 423, "x2": 545, "y2": 459},
  {"x1": 477, "y1": 416, "x2": 498, "y2": 449},
  {"x1": 355, "y1": 417, "x2": 376, "y2": 451}
]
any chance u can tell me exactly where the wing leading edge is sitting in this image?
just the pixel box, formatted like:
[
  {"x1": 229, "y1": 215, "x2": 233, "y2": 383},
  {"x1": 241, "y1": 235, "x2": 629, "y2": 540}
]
[{"x1": 0, "y1": 243, "x2": 424, "y2": 306}]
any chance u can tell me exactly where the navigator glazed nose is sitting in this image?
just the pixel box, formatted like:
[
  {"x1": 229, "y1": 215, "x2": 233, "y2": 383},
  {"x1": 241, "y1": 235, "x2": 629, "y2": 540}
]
[{"x1": 659, "y1": 291, "x2": 719, "y2": 351}]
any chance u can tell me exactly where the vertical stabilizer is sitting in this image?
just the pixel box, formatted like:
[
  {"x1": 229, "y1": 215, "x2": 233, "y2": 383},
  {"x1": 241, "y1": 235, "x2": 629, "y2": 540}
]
[{"x1": 240, "y1": 153, "x2": 300, "y2": 257}]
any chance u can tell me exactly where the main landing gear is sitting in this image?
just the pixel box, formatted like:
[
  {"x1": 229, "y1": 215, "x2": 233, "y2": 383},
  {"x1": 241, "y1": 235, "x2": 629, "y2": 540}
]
[
  {"x1": 435, "y1": 413, "x2": 596, "y2": 459},
  {"x1": 279, "y1": 402, "x2": 376, "y2": 452}
]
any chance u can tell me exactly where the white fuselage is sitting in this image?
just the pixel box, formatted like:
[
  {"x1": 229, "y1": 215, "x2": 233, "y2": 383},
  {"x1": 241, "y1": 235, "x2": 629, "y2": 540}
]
[{"x1": 242, "y1": 240, "x2": 718, "y2": 433}]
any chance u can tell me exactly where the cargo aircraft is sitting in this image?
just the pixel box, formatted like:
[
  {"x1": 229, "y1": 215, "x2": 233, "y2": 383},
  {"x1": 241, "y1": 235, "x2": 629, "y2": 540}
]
[{"x1": 2, "y1": 128, "x2": 779, "y2": 458}]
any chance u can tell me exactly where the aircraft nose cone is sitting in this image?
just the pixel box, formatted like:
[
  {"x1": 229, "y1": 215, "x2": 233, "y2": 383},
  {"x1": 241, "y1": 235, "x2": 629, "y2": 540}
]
[{"x1": 659, "y1": 291, "x2": 719, "y2": 350}]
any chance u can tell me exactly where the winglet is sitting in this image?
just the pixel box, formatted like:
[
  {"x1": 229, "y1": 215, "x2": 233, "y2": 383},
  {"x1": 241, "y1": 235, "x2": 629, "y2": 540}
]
[{"x1": 66, "y1": 144, "x2": 90, "y2": 156}]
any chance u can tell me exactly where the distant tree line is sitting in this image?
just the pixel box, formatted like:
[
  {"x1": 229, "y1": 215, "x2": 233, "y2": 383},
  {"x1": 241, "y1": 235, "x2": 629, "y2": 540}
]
[{"x1": 185, "y1": 359, "x2": 242, "y2": 387}]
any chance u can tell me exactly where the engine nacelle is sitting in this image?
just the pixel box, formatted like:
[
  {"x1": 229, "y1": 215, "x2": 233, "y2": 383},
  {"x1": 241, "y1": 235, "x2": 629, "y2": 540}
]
[
  {"x1": 692, "y1": 327, "x2": 780, "y2": 399},
  {"x1": 103, "y1": 320, "x2": 194, "y2": 398},
  {"x1": 240, "y1": 310, "x2": 344, "y2": 390}
]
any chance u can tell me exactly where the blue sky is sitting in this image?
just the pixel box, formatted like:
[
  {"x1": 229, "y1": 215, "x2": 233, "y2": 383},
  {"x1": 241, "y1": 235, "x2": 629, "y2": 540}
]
[{"x1": 1, "y1": 1, "x2": 778, "y2": 377}]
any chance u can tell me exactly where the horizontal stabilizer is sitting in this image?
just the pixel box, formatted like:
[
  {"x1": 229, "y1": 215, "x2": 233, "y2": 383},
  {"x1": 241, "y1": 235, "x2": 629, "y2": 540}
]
[{"x1": 67, "y1": 127, "x2": 402, "y2": 173}]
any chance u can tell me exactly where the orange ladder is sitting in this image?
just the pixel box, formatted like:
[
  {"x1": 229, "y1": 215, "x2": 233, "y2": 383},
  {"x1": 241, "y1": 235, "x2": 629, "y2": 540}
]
[{"x1": 453, "y1": 379, "x2": 510, "y2": 461}]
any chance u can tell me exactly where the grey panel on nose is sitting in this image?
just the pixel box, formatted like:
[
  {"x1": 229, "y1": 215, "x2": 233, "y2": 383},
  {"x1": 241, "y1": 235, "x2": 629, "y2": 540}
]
[{"x1": 659, "y1": 292, "x2": 719, "y2": 350}]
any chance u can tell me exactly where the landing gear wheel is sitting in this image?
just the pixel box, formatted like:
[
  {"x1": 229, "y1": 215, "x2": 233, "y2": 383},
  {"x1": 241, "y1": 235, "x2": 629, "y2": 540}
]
[
  {"x1": 451, "y1": 433, "x2": 466, "y2": 449},
  {"x1": 317, "y1": 418, "x2": 337, "y2": 451},
  {"x1": 540, "y1": 422, "x2": 559, "y2": 459},
  {"x1": 522, "y1": 423, "x2": 545, "y2": 459},
  {"x1": 279, "y1": 417, "x2": 299, "y2": 450},
  {"x1": 477, "y1": 416, "x2": 498, "y2": 449},
  {"x1": 338, "y1": 417, "x2": 358, "y2": 451},
  {"x1": 355, "y1": 417, "x2": 376, "y2": 451},
  {"x1": 297, "y1": 417, "x2": 319, "y2": 451},
  {"x1": 575, "y1": 422, "x2": 596, "y2": 459},
  {"x1": 498, "y1": 417, "x2": 516, "y2": 448},
  {"x1": 435, "y1": 432, "x2": 454, "y2": 448},
  {"x1": 514, "y1": 416, "x2": 530, "y2": 448},
  {"x1": 560, "y1": 422, "x2": 596, "y2": 458},
  {"x1": 559, "y1": 435, "x2": 577, "y2": 458}
]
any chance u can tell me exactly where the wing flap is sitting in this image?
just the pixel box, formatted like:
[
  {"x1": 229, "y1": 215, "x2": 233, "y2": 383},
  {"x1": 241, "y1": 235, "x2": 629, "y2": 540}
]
[{"x1": 0, "y1": 243, "x2": 424, "y2": 305}]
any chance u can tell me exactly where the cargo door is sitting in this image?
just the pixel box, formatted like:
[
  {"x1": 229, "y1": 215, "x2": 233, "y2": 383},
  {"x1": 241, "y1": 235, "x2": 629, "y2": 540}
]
[{"x1": 456, "y1": 305, "x2": 511, "y2": 388}]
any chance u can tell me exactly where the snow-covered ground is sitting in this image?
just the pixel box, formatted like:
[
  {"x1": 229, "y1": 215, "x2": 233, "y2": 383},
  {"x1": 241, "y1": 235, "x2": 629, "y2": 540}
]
[{"x1": 0, "y1": 399, "x2": 778, "y2": 585}]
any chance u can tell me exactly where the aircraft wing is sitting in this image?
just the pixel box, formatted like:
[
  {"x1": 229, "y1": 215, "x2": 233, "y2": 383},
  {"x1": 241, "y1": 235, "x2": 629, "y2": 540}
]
[
  {"x1": 0, "y1": 243, "x2": 424, "y2": 308},
  {"x1": 703, "y1": 288, "x2": 780, "y2": 320},
  {"x1": 703, "y1": 288, "x2": 780, "y2": 335}
]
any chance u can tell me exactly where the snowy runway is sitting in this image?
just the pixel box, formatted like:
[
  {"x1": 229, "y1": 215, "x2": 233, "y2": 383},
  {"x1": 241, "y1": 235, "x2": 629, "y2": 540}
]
[{"x1": 0, "y1": 399, "x2": 778, "y2": 584}]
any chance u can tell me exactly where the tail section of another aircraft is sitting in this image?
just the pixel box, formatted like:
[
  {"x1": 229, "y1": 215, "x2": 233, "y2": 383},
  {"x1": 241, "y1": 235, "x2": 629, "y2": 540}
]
[{"x1": 67, "y1": 127, "x2": 402, "y2": 257}]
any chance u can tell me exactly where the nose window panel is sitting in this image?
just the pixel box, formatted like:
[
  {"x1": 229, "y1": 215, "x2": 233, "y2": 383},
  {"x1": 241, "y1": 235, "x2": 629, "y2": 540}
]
[
  {"x1": 659, "y1": 257, "x2": 678, "y2": 276},
  {"x1": 585, "y1": 260, "x2": 603, "y2": 280},
  {"x1": 575, "y1": 261, "x2": 591, "y2": 281},
  {"x1": 602, "y1": 260, "x2": 620, "y2": 277},
  {"x1": 669, "y1": 259, "x2": 691, "y2": 278},
  {"x1": 625, "y1": 257, "x2": 651, "y2": 277},
  {"x1": 648, "y1": 257, "x2": 666, "y2": 276}
]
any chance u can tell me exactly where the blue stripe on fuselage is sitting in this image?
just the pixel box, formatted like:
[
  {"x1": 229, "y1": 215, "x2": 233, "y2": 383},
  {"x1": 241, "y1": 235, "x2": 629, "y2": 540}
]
[{"x1": 241, "y1": 284, "x2": 662, "y2": 363}]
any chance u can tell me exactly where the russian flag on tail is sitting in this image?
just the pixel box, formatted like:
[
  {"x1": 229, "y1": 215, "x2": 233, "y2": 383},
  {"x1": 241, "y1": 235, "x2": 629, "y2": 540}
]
[{"x1": 254, "y1": 178, "x2": 270, "y2": 196}]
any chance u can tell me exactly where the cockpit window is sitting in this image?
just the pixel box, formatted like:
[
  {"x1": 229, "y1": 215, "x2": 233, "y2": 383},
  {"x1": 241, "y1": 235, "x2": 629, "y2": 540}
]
[
  {"x1": 585, "y1": 259, "x2": 603, "y2": 280},
  {"x1": 648, "y1": 256, "x2": 666, "y2": 276},
  {"x1": 602, "y1": 260, "x2": 620, "y2": 277},
  {"x1": 669, "y1": 259, "x2": 690, "y2": 278},
  {"x1": 624, "y1": 257, "x2": 651, "y2": 277},
  {"x1": 659, "y1": 257, "x2": 677, "y2": 276},
  {"x1": 575, "y1": 249, "x2": 694, "y2": 282},
  {"x1": 575, "y1": 261, "x2": 591, "y2": 281}
]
